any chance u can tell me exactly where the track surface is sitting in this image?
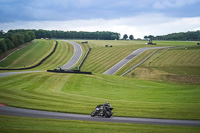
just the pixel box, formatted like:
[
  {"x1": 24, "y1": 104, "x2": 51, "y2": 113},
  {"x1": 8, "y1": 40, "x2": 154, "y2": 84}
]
[
  {"x1": 60, "y1": 40, "x2": 82, "y2": 70},
  {"x1": 103, "y1": 47, "x2": 166, "y2": 75},
  {"x1": 0, "y1": 105, "x2": 200, "y2": 127},
  {"x1": 0, "y1": 71, "x2": 44, "y2": 77}
]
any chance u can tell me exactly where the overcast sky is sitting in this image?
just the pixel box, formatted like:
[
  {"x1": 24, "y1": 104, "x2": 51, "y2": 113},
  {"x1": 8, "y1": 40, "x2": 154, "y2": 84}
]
[{"x1": 0, "y1": 0, "x2": 200, "y2": 38}]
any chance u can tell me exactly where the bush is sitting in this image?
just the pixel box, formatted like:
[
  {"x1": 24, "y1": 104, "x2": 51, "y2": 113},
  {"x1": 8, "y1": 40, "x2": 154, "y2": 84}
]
[
  {"x1": 0, "y1": 40, "x2": 7, "y2": 52},
  {"x1": 5, "y1": 38, "x2": 14, "y2": 49},
  {"x1": 0, "y1": 49, "x2": 2, "y2": 55}
]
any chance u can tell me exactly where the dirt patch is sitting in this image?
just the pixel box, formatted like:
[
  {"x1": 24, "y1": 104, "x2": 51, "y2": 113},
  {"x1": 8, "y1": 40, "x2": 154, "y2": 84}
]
[
  {"x1": 166, "y1": 75, "x2": 200, "y2": 84},
  {"x1": 129, "y1": 67, "x2": 168, "y2": 81},
  {"x1": 128, "y1": 67, "x2": 200, "y2": 84}
]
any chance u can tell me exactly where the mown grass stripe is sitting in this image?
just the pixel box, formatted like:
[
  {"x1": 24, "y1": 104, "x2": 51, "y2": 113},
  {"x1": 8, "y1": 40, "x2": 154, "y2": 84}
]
[
  {"x1": 0, "y1": 39, "x2": 54, "y2": 69},
  {"x1": 31, "y1": 40, "x2": 74, "y2": 70},
  {"x1": 0, "y1": 72, "x2": 199, "y2": 119}
]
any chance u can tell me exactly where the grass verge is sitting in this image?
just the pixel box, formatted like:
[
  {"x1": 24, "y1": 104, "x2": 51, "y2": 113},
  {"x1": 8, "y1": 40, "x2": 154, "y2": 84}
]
[{"x1": 0, "y1": 115, "x2": 199, "y2": 133}]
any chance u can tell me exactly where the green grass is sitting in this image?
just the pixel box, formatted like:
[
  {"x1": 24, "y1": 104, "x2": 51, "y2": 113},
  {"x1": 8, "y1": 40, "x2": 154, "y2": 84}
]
[
  {"x1": 0, "y1": 40, "x2": 74, "y2": 71},
  {"x1": 0, "y1": 40, "x2": 200, "y2": 132},
  {"x1": 115, "y1": 49, "x2": 156, "y2": 76},
  {"x1": 0, "y1": 72, "x2": 199, "y2": 120},
  {"x1": 78, "y1": 40, "x2": 150, "y2": 73},
  {"x1": 76, "y1": 40, "x2": 197, "y2": 74},
  {"x1": 1, "y1": 115, "x2": 199, "y2": 133},
  {"x1": 31, "y1": 40, "x2": 74, "y2": 70},
  {"x1": 0, "y1": 38, "x2": 3, "y2": 41},
  {"x1": 76, "y1": 40, "x2": 197, "y2": 48},
  {"x1": 80, "y1": 47, "x2": 139, "y2": 73},
  {"x1": 0, "y1": 39, "x2": 54, "y2": 69},
  {"x1": 154, "y1": 40, "x2": 198, "y2": 46},
  {"x1": 148, "y1": 47, "x2": 200, "y2": 75},
  {"x1": 125, "y1": 46, "x2": 200, "y2": 81}
]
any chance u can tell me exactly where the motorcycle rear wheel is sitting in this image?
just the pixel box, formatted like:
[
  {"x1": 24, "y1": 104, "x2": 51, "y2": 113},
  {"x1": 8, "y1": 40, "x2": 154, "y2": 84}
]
[{"x1": 105, "y1": 111, "x2": 111, "y2": 118}]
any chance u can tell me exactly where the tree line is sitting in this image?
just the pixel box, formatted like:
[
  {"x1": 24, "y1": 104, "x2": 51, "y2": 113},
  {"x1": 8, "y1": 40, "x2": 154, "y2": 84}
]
[
  {"x1": 0, "y1": 31, "x2": 35, "y2": 55},
  {"x1": 144, "y1": 30, "x2": 200, "y2": 41},
  {"x1": 7, "y1": 29, "x2": 121, "y2": 40}
]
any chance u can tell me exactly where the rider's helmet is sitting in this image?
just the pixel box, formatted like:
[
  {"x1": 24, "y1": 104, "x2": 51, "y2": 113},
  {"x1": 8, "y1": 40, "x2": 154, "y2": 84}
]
[{"x1": 105, "y1": 102, "x2": 109, "y2": 105}]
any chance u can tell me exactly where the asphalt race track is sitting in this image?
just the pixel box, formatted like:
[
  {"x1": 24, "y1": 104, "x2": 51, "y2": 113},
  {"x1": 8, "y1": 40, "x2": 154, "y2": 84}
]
[
  {"x1": 0, "y1": 105, "x2": 200, "y2": 127},
  {"x1": 103, "y1": 47, "x2": 166, "y2": 75},
  {"x1": 60, "y1": 40, "x2": 83, "y2": 70},
  {"x1": 0, "y1": 71, "x2": 45, "y2": 77}
]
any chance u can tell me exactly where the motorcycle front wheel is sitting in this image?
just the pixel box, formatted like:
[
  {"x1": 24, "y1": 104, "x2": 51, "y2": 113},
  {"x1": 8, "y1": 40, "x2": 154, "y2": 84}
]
[{"x1": 91, "y1": 111, "x2": 96, "y2": 117}]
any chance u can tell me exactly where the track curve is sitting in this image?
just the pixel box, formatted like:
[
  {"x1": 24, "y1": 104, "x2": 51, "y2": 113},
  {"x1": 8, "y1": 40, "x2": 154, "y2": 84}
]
[
  {"x1": 60, "y1": 40, "x2": 82, "y2": 70},
  {"x1": 0, "y1": 105, "x2": 199, "y2": 127}
]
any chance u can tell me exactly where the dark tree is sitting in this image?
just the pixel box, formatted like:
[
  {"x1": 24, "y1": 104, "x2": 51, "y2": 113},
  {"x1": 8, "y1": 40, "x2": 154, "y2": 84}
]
[
  {"x1": 5, "y1": 38, "x2": 14, "y2": 49},
  {"x1": 24, "y1": 32, "x2": 31, "y2": 42},
  {"x1": 0, "y1": 30, "x2": 5, "y2": 38},
  {"x1": 123, "y1": 34, "x2": 128, "y2": 40},
  {"x1": 27, "y1": 31, "x2": 36, "y2": 40},
  {"x1": 0, "y1": 30, "x2": 36, "y2": 55},
  {"x1": 0, "y1": 40, "x2": 7, "y2": 52},
  {"x1": 129, "y1": 35, "x2": 134, "y2": 40}
]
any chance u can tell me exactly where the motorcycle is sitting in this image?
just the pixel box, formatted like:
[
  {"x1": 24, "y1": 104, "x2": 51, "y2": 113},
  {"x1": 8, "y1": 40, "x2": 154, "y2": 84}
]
[{"x1": 91, "y1": 103, "x2": 113, "y2": 118}]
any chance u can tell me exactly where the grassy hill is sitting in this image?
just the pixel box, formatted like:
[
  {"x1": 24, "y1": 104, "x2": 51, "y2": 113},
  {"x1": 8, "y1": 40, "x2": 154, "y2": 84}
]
[
  {"x1": 0, "y1": 40, "x2": 75, "y2": 71},
  {"x1": 0, "y1": 72, "x2": 199, "y2": 120},
  {"x1": 124, "y1": 46, "x2": 200, "y2": 83},
  {"x1": 0, "y1": 40, "x2": 200, "y2": 132},
  {"x1": 0, "y1": 39, "x2": 54, "y2": 69},
  {"x1": 31, "y1": 40, "x2": 74, "y2": 70},
  {"x1": 77, "y1": 40, "x2": 197, "y2": 74},
  {"x1": 147, "y1": 47, "x2": 200, "y2": 75}
]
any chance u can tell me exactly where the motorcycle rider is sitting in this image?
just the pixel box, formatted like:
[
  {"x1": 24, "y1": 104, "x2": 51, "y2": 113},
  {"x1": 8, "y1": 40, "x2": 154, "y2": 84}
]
[
  {"x1": 91, "y1": 102, "x2": 113, "y2": 117},
  {"x1": 104, "y1": 102, "x2": 111, "y2": 108},
  {"x1": 103, "y1": 102, "x2": 112, "y2": 111}
]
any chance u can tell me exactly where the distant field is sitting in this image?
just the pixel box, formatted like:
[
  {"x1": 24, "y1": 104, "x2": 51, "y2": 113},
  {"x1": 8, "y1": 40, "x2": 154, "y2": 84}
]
[
  {"x1": 0, "y1": 39, "x2": 54, "y2": 69},
  {"x1": 0, "y1": 115, "x2": 199, "y2": 133},
  {"x1": 154, "y1": 41, "x2": 198, "y2": 46},
  {"x1": 76, "y1": 40, "x2": 197, "y2": 48},
  {"x1": 0, "y1": 72, "x2": 199, "y2": 120},
  {"x1": 77, "y1": 40, "x2": 155, "y2": 73},
  {"x1": 75, "y1": 40, "x2": 197, "y2": 74}
]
